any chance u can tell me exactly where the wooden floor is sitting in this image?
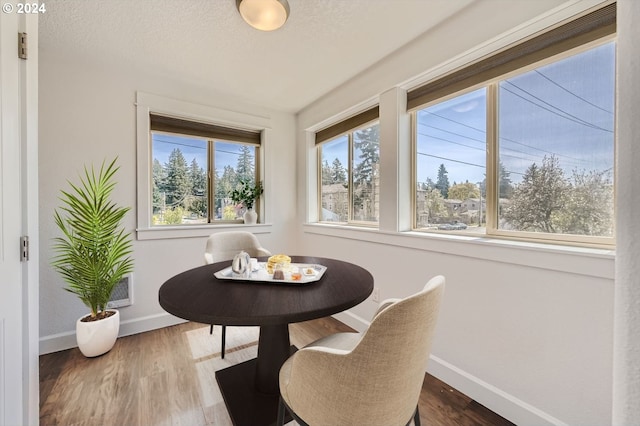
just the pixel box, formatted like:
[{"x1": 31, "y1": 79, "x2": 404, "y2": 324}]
[{"x1": 40, "y1": 318, "x2": 514, "y2": 426}]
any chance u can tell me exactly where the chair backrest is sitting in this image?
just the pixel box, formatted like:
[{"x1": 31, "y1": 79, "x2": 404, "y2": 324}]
[
  {"x1": 344, "y1": 275, "x2": 445, "y2": 424},
  {"x1": 203, "y1": 231, "x2": 271, "y2": 264}
]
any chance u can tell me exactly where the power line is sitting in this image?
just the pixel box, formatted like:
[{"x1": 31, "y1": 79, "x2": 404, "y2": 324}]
[
  {"x1": 416, "y1": 151, "x2": 485, "y2": 169},
  {"x1": 501, "y1": 81, "x2": 613, "y2": 133},
  {"x1": 419, "y1": 108, "x2": 595, "y2": 166},
  {"x1": 534, "y1": 69, "x2": 613, "y2": 115}
]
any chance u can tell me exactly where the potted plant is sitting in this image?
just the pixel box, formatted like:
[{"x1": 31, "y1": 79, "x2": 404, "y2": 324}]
[
  {"x1": 52, "y1": 158, "x2": 134, "y2": 357},
  {"x1": 230, "y1": 178, "x2": 264, "y2": 224}
]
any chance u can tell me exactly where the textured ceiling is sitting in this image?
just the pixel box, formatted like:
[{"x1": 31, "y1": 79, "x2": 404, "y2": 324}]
[{"x1": 39, "y1": 0, "x2": 475, "y2": 112}]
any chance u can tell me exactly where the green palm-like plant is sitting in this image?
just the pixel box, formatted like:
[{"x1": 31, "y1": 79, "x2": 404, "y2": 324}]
[{"x1": 52, "y1": 158, "x2": 134, "y2": 320}]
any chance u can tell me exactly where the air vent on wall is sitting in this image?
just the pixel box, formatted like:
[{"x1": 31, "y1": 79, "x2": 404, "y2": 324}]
[{"x1": 107, "y1": 273, "x2": 133, "y2": 308}]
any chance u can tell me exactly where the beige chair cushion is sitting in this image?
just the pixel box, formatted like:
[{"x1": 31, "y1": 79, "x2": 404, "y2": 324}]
[
  {"x1": 279, "y1": 275, "x2": 445, "y2": 426},
  {"x1": 203, "y1": 231, "x2": 271, "y2": 264}
]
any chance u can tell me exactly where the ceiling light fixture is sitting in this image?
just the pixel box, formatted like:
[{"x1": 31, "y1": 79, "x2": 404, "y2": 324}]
[{"x1": 236, "y1": 0, "x2": 290, "y2": 31}]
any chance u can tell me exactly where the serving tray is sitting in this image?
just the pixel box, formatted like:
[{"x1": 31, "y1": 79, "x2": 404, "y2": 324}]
[{"x1": 214, "y1": 262, "x2": 327, "y2": 285}]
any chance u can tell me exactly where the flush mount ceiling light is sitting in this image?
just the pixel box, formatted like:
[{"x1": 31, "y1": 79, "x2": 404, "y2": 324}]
[{"x1": 236, "y1": 0, "x2": 290, "y2": 31}]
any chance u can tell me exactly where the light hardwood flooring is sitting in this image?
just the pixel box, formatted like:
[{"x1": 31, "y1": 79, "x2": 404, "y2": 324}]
[{"x1": 40, "y1": 318, "x2": 514, "y2": 426}]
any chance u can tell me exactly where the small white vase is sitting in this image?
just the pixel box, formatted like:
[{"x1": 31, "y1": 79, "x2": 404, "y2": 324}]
[
  {"x1": 76, "y1": 309, "x2": 120, "y2": 357},
  {"x1": 243, "y1": 208, "x2": 258, "y2": 224}
]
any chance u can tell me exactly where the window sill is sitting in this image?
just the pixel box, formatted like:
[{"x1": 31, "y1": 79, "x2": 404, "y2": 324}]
[
  {"x1": 137, "y1": 223, "x2": 273, "y2": 241},
  {"x1": 303, "y1": 223, "x2": 614, "y2": 279}
]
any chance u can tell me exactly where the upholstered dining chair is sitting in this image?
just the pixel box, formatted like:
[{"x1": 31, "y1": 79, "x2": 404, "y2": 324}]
[
  {"x1": 277, "y1": 275, "x2": 445, "y2": 426},
  {"x1": 203, "y1": 231, "x2": 271, "y2": 358}
]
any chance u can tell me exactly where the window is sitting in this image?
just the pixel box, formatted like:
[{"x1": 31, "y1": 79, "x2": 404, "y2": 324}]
[
  {"x1": 316, "y1": 107, "x2": 380, "y2": 225},
  {"x1": 410, "y1": 4, "x2": 615, "y2": 246},
  {"x1": 150, "y1": 114, "x2": 261, "y2": 225}
]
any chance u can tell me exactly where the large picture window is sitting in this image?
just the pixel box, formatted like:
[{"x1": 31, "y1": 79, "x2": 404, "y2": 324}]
[
  {"x1": 411, "y1": 4, "x2": 615, "y2": 246},
  {"x1": 150, "y1": 114, "x2": 261, "y2": 226},
  {"x1": 316, "y1": 107, "x2": 380, "y2": 225}
]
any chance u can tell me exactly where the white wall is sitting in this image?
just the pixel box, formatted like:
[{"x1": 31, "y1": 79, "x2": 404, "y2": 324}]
[
  {"x1": 38, "y1": 48, "x2": 297, "y2": 352},
  {"x1": 296, "y1": 1, "x2": 615, "y2": 425}
]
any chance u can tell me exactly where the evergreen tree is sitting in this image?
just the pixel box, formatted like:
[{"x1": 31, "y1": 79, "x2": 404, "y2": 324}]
[
  {"x1": 152, "y1": 158, "x2": 166, "y2": 213},
  {"x1": 423, "y1": 177, "x2": 435, "y2": 190},
  {"x1": 189, "y1": 158, "x2": 206, "y2": 196},
  {"x1": 218, "y1": 165, "x2": 238, "y2": 208},
  {"x1": 164, "y1": 148, "x2": 190, "y2": 208},
  {"x1": 352, "y1": 124, "x2": 380, "y2": 220},
  {"x1": 435, "y1": 164, "x2": 450, "y2": 198},
  {"x1": 236, "y1": 145, "x2": 254, "y2": 183},
  {"x1": 189, "y1": 158, "x2": 207, "y2": 217},
  {"x1": 499, "y1": 162, "x2": 514, "y2": 198},
  {"x1": 322, "y1": 160, "x2": 333, "y2": 185},
  {"x1": 330, "y1": 158, "x2": 347, "y2": 184}
]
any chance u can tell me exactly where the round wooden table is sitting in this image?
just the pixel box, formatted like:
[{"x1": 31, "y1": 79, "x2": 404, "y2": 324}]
[{"x1": 158, "y1": 255, "x2": 374, "y2": 426}]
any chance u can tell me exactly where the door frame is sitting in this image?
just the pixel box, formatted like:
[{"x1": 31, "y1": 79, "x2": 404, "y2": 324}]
[{"x1": 18, "y1": 11, "x2": 39, "y2": 425}]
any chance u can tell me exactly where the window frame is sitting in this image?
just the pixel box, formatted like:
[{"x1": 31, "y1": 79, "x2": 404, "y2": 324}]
[
  {"x1": 316, "y1": 109, "x2": 380, "y2": 227},
  {"x1": 149, "y1": 129, "x2": 262, "y2": 225},
  {"x1": 410, "y1": 35, "x2": 616, "y2": 248},
  {"x1": 136, "y1": 92, "x2": 271, "y2": 240}
]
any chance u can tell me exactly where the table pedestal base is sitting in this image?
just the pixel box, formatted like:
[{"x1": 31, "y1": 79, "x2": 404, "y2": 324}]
[
  {"x1": 216, "y1": 323, "x2": 296, "y2": 426},
  {"x1": 216, "y1": 356, "x2": 293, "y2": 426}
]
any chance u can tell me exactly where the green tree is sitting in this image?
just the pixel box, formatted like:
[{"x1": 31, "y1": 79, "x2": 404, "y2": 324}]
[
  {"x1": 164, "y1": 148, "x2": 190, "y2": 208},
  {"x1": 435, "y1": 164, "x2": 450, "y2": 198},
  {"x1": 558, "y1": 169, "x2": 614, "y2": 236},
  {"x1": 421, "y1": 177, "x2": 435, "y2": 191},
  {"x1": 236, "y1": 145, "x2": 254, "y2": 182},
  {"x1": 322, "y1": 160, "x2": 333, "y2": 185},
  {"x1": 330, "y1": 158, "x2": 347, "y2": 184},
  {"x1": 189, "y1": 158, "x2": 207, "y2": 217},
  {"x1": 503, "y1": 155, "x2": 568, "y2": 233},
  {"x1": 152, "y1": 158, "x2": 166, "y2": 213},
  {"x1": 499, "y1": 162, "x2": 514, "y2": 199},
  {"x1": 449, "y1": 181, "x2": 480, "y2": 201},
  {"x1": 217, "y1": 165, "x2": 238, "y2": 218},
  {"x1": 352, "y1": 124, "x2": 380, "y2": 220},
  {"x1": 163, "y1": 206, "x2": 185, "y2": 224},
  {"x1": 425, "y1": 188, "x2": 446, "y2": 222}
]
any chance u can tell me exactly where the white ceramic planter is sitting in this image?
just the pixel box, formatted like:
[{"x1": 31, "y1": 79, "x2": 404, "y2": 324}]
[
  {"x1": 243, "y1": 208, "x2": 258, "y2": 224},
  {"x1": 76, "y1": 309, "x2": 120, "y2": 357}
]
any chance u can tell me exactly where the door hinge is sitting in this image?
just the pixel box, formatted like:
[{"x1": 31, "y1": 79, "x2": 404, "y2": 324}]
[
  {"x1": 20, "y1": 236, "x2": 29, "y2": 262},
  {"x1": 18, "y1": 32, "x2": 27, "y2": 60}
]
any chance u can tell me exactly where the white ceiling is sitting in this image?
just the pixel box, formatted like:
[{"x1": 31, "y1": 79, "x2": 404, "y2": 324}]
[{"x1": 39, "y1": 0, "x2": 476, "y2": 113}]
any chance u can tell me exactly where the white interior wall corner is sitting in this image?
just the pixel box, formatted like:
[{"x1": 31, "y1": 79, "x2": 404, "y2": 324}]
[{"x1": 613, "y1": 0, "x2": 640, "y2": 424}]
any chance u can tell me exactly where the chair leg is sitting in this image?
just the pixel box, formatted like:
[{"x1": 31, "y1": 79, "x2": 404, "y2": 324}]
[
  {"x1": 276, "y1": 396, "x2": 286, "y2": 426},
  {"x1": 221, "y1": 325, "x2": 226, "y2": 359},
  {"x1": 413, "y1": 405, "x2": 421, "y2": 426},
  {"x1": 209, "y1": 324, "x2": 213, "y2": 334}
]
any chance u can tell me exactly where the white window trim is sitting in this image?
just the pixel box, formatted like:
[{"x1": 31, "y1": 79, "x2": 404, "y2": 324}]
[{"x1": 135, "y1": 91, "x2": 272, "y2": 240}]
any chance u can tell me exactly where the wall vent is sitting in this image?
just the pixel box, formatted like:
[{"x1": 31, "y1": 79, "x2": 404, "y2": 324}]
[{"x1": 107, "y1": 273, "x2": 133, "y2": 308}]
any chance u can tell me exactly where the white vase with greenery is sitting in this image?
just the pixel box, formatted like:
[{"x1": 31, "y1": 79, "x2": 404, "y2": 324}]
[
  {"x1": 230, "y1": 178, "x2": 263, "y2": 224},
  {"x1": 52, "y1": 158, "x2": 134, "y2": 357}
]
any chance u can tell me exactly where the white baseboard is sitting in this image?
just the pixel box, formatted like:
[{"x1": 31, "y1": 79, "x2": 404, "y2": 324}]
[
  {"x1": 427, "y1": 355, "x2": 568, "y2": 426},
  {"x1": 39, "y1": 312, "x2": 186, "y2": 355},
  {"x1": 332, "y1": 310, "x2": 369, "y2": 333}
]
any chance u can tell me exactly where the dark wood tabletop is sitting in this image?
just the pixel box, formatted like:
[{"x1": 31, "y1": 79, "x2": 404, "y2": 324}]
[
  {"x1": 158, "y1": 255, "x2": 374, "y2": 426},
  {"x1": 159, "y1": 255, "x2": 374, "y2": 327}
]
